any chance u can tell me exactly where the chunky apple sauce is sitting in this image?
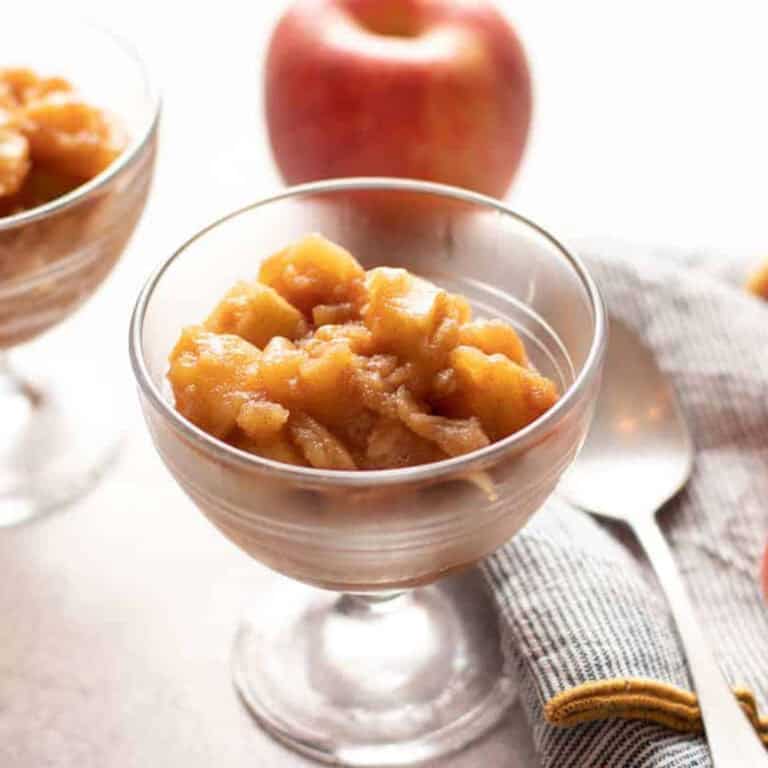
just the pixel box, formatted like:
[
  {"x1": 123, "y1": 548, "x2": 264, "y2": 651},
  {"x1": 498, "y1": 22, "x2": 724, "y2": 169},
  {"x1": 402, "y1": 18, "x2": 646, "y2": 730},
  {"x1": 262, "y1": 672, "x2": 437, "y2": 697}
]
[
  {"x1": 0, "y1": 67, "x2": 126, "y2": 217},
  {"x1": 168, "y1": 234, "x2": 559, "y2": 470}
]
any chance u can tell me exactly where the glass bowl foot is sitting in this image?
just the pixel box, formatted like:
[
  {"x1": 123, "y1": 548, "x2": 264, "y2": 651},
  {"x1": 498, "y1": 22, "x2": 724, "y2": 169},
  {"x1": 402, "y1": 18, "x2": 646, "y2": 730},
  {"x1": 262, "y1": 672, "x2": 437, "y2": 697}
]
[
  {"x1": 0, "y1": 352, "x2": 123, "y2": 526},
  {"x1": 232, "y1": 570, "x2": 516, "y2": 766}
]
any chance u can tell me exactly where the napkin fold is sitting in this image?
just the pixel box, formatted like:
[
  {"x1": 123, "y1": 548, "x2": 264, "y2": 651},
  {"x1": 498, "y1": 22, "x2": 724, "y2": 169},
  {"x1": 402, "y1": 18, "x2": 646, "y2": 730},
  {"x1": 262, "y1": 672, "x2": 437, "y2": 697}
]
[{"x1": 482, "y1": 245, "x2": 768, "y2": 768}]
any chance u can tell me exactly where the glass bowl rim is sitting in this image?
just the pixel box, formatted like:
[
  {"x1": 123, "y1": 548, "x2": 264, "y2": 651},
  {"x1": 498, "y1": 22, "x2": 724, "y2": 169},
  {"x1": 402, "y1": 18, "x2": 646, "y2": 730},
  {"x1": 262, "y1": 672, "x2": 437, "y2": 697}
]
[
  {"x1": 0, "y1": 15, "x2": 161, "y2": 241},
  {"x1": 129, "y1": 177, "x2": 607, "y2": 488}
]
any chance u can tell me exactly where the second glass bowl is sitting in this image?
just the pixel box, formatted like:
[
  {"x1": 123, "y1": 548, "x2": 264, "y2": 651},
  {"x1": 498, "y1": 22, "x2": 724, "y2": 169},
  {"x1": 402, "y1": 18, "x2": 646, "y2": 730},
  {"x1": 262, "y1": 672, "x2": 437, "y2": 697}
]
[{"x1": 0, "y1": 15, "x2": 159, "y2": 525}]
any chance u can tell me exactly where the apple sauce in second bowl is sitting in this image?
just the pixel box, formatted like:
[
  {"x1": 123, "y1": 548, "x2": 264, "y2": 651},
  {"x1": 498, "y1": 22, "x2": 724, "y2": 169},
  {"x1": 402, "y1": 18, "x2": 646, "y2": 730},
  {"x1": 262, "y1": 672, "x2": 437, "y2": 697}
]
[{"x1": 0, "y1": 48, "x2": 158, "y2": 348}]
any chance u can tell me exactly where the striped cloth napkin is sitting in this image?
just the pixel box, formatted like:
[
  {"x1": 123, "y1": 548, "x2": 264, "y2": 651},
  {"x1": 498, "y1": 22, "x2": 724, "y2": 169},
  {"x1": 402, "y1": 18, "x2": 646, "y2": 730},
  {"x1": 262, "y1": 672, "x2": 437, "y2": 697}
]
[{"x1": 482, "y1": 244, "x2": 768, "y2": 767}]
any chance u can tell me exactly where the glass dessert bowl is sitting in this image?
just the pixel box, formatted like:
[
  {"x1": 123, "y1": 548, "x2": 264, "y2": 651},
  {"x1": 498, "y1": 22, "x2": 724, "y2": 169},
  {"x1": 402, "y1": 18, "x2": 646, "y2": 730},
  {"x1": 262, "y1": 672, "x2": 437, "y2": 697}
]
[
  {"x1": 130, "y1": 179, "x2": 606, "y2": 766},
  {"x1": 0, "y1": 16, "x2": 159, "y2": 525}
]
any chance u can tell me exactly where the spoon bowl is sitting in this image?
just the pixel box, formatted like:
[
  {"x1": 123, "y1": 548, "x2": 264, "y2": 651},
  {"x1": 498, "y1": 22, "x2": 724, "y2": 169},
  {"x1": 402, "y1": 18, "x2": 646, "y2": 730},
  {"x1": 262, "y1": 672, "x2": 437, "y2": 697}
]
[{"x1": 559, "y1": 318, "x2": 694, "y2": 520}]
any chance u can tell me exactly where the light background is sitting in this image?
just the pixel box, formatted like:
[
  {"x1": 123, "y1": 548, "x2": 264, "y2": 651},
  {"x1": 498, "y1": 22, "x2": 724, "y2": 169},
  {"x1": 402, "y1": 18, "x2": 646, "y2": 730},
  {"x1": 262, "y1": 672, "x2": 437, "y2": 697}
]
[
  {"x1": 3, "y1": 2, "x2": 766, "y2": 766},
  {"x1": 69, "y1": 0, "x2": 768, "y2": 254}
]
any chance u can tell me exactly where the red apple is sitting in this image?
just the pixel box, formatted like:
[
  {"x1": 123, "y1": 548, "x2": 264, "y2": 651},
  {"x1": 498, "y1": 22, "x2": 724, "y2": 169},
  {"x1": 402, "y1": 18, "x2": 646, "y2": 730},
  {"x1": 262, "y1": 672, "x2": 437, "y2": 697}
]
[{"x1": 265, "y1": 0, "x2": 532, "y2": 198}]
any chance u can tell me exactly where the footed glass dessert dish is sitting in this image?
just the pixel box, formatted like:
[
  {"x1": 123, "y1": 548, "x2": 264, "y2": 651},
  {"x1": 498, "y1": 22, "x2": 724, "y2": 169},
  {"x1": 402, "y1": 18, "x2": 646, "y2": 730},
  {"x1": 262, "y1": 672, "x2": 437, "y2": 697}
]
[
  {"x1": 130, "y1": 178, "x2": 606, "y2": 765},
  {"x1": 0, "y1": 15, "x2": 159, "y2": 525}
]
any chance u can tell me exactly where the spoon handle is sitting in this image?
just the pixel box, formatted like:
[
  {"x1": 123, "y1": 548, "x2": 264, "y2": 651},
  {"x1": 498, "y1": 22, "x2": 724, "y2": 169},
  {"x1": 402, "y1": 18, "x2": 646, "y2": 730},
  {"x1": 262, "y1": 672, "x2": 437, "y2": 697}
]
[{"x1": 631, "y1": 516, "x2": 768, "y2": 765}]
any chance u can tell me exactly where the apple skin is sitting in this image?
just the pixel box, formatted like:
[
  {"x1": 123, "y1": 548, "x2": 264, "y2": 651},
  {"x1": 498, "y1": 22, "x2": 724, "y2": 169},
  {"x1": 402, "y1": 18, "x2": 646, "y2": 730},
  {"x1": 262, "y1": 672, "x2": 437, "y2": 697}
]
[{"x1": 265, "y1": 0, "x2": 532, "y2": 198}]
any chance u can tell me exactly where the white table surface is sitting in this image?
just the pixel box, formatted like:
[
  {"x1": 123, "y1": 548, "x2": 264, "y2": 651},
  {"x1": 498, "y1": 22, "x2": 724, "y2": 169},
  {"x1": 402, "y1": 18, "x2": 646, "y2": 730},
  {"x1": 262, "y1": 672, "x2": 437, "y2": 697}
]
[{"x1": 4, "y1": 1, "x2": 768, "y2": 765}]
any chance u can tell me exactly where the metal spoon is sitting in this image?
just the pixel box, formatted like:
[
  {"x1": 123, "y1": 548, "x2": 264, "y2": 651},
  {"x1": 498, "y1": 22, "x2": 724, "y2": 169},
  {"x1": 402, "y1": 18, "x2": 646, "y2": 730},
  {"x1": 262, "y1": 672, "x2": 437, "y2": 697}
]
[{"x1": 559, "y1": 317, "x2": 767, "y2": 765}]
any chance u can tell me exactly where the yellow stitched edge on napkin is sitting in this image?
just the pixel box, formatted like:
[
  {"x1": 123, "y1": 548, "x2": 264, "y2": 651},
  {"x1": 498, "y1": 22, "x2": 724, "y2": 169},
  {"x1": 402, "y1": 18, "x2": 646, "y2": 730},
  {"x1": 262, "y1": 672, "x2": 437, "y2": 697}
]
[{"x1": 545, "y1": 678, "x2": 768, "y2": 744}]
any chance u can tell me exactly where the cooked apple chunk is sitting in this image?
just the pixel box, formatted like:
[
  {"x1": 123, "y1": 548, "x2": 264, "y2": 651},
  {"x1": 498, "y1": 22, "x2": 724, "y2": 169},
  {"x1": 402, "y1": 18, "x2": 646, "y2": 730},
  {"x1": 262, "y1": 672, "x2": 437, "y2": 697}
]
[
  {"x1": 289, "y1": 412, "x2": 357, "y2": 470},
  {"x1": 0, "y1": 67, "x2": 127, "y2": 216},
  {"x1": 205, "y1": 280, "x2": 308, "y2": 348},
  {"x1": 458, "y1": 319, "x2": 528, "y2": 366},
  {"x1": 363, "y1": 267, "x2": 471, "y2": 361},
  {"x1": 168, "y1": 326, "x2": 262, "y2": 439},
  {"x1": 395, "y1": 387, "x2": 490, "y2": 457},
  {"x1": 259, "y1": 233, "x2": 366, "y2": 316},
  {"x1": 0, "y1": 127, "x2": 30, "y2": 197},
  {"x1": 22, "y1": 92, "x2": 125, "y2": 180},
  {"x1": 236, "y1": 399, "x2": 290, "y2": 440},
  {"x1": 446, "y1": 346, "x2": 558, "y2": 440},
  {"x1": 365, "y1": 418, "x2": 445, "y2": 469}
]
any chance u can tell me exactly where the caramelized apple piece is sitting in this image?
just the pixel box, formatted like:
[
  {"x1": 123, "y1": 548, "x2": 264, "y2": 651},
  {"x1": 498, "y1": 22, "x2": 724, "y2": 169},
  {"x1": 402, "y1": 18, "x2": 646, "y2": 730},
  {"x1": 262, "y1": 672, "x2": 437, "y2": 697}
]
[
  {"x1": 289, "y1": 412, "x2": 357, "y2": 470},
  {"x1": 447, "y1": 346, "x2": 559, "y2": 440},
  {"x1": 168, "y1": 326, "x2": 261, "y2": 439},
  {"x1": 458, "y1": 319, "x2": 527, "y2": 366},
  {"x1": 0, "y1": 166, "x2": 83, "y2": 217},
  {"x1": 304, "y1": 322, "x2": 374, "y2": 355},
  {"x1": 365, "y1": 417, "x2": 446, "y2": 469},
  {"x1": 430, "y1": 368, "x2": 458, "y2": 399},
  {"x1": 205, "y1": 280, "x2": 308, "y2": 348},
  {"x1": 0, "y1": 127, "x2": 30, "y2": 197},
  {"x1": 26, "y1": 76, "x2": 72, "y2": 102},
  {"x1": 363, "y1": 267, "x2": 470, "y2": 394},
  {"x1": 236, "y1": 399, "x2": 289, "y2": 440},
  {"x1": 312, "y1": 302, "x2": 358, "y2": 326},
  {"x1": 232, "y1": 429, "x2": 307, "y2": 466},
  {"x1": 259, "y1": 233, "x2": 366, "y2": 316},
  {"x1": 297, "y1": 340, "x2": 361, "y2": 424},
  {"x1": 349, "y1": 358, "x2": 400, "y2": 420},
  {"x1": 256, "y1": 337, "x2": 304, "y2": 404},
  {"x1": 0, "y1": 84, "x2": 17, "y2": 111},
  {"x1": 0, "y1": 68, "x2": 71, "y2": 105},
  {"x1": 404, "y1": 412, "x2": 490, "y2": 457},
  {"x1": 332, "y1": 408, "x2": 378, "y2": 462},
  {"x1": 21, "y1": 91, "x2": 126, "y2": 179},
  {"x1": 395, "y1": 387, "x2": 490, "y2": 457},
  {"x1": 0, "y1": 68, "x2": 124, "y2": 216},
  {"x1": 364, "y1": 268, "x2": 471, "y2": 353},
  {"x1": 0, "y1": 68, "x2": 38, "y2": 105}
]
